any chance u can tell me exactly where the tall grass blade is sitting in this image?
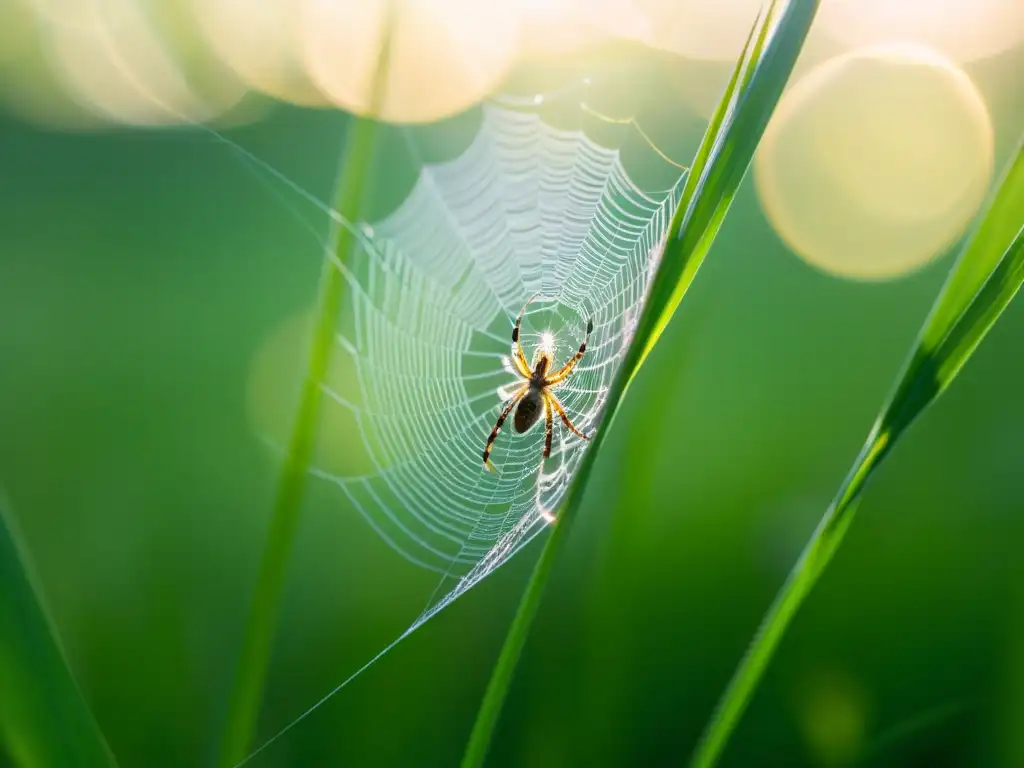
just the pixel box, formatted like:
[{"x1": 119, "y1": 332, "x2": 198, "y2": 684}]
[
  {"x1": 217, "y1": 16, "x2": 396, "y2": 767},
  {"x1": 692, "y1": 138, "x2": 1024, "y2": 768},
  {"x1": 0, "y1": 494, "x2": 118, "y2": 767},
  {"x1": 460, "y1": 3, "x2": 820, "y2": 765}
]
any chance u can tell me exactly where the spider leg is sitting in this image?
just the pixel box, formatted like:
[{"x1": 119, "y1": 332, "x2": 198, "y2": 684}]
[
  {"x1": 542, "y1": 395, "x2": 554, "y2": 460},
  {"x1": 548, "y1": 391, "x2": 591, "y2": 441},
  {"x1": 545, "y1": 318, "x2": 593, "y2": 386},
  {"x1": 511, "y1": 295, "x2": 537, "y2": 378},
  {"x1": 483, "y1": 385, "x2": 528, "y2": 471}
]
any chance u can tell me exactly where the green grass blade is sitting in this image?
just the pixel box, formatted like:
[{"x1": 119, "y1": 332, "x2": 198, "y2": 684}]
[
  {"x1": 460, "y1": 3, "x2": 820, "y2": 766},
  {"x1": 0, "y1": 495, "x2": 118, "y2": 768},
  {"x1": 630, "y1": 0, "x2": 819, "y2": 376},
  {"x1": 692, "y1": 137, "x2": 1024, "y2": 768},
  {"x1": 920, "y1": 145, "x2": 1024, "y2": 358},
  {"x1": 217, "y1": 20, "x2": 396, "y2": 768}
]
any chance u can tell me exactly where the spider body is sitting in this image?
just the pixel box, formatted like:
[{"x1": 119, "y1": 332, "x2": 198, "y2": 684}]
[
  {"x1": 513, "y1": 354, "x2": 551, "y2": 433},
  {"x1": 483, "y1": 297, "x2": 594, "y2": 472}
]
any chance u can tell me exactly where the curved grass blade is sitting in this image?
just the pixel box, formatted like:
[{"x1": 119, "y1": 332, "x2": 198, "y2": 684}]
[
  {"x1": 0, "y1": 493, "x2": 118, "y2": 768},
  {"x1": 217, "y1": 17, "x2": 397, "y2": 768},
  {"x1": 691, "y1": 138, "x2": 1024, "y2": 768},
  {"x1": 460, "y1": 3, "x2": 821, "y2": 766}
]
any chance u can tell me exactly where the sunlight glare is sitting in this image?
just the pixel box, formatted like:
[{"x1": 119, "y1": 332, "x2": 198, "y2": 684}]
[{"x1": 539, "y1": 331, "x2": 556, "y2": 356}]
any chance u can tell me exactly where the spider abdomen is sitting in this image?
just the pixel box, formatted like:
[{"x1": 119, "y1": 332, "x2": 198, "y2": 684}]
[{"x1": 513, "y1": 390, "x2": 543, "y2": 433}]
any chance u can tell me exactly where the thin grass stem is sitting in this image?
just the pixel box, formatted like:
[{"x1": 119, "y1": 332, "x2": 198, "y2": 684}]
[{"x1": 217, "y1": 17, "x2": 396, "y2": 767}]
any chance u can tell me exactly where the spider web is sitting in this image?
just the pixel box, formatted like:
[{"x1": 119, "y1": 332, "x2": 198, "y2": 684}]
[
  {"x1": 229, "y1": 89, "x2": 688, "y2": 764},
  {"x1": 40, "y1": 20, "x2": 690, "y2": 749},
  {"x1": 309, "y1": 94, "x2": 685, "y2": 631},
  {"x1": 18, "y1": 0, "x2": 683, "y2": 618}
]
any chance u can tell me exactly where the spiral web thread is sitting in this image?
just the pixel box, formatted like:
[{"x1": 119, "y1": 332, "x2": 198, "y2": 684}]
[{"x1": 310, "y1": 96, "x2": 686, "y2": 631}]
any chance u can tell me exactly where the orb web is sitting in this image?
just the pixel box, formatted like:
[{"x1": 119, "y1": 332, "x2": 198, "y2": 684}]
[{"x1": 310, "y1": 96, "x2": 686, "y2": 624}]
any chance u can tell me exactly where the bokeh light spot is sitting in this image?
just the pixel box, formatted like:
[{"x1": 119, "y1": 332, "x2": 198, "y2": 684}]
[
  {"x1": 796, "y1": 669, "x2": 871, "y2": 766},
  {"x1": 601, "y1": 0, "x2": 765, "y2": 61},
  {"x1": 300, "y1": 0, "x2": 521, "y2": 124},
  {"x1": 819, "y1": 0, "x2": 1024, "y2": 63},
  {"x1": 191, "y1": 0, "x2": 327, "y2": 107},
  {"x1": 40, "y1": 0, "x2": 248, "y2": 127},
  {"x1": 0, "y1": 1, "x2": 37, "y2": 66},
  {"x1": 513, "y1": 0, "x2": 609, "y2": 58},
  {"x1": 246, "y1": 309, "x2": 377, "y2": 479},
  {"x1": 755, "y1": 44, "x2": 994, "y2": 281}
]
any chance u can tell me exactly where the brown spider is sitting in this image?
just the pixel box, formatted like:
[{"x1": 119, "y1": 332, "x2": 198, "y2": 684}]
[{"x1": 483, "y1": 296, "x2": 593, "y2": 472}]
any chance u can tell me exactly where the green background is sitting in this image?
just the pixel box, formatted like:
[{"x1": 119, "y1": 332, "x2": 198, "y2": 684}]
[{"x1": 1, "y1": 39, "x2": 1023, "y2": 768}]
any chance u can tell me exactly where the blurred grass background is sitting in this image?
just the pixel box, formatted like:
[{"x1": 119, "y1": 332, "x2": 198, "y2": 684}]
[{"x1": 2, "y1": 2, "x2": 1024, "y2": 766}]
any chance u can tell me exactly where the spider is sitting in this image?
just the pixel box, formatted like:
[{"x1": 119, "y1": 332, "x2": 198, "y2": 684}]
[{"x1": 483, "y1": 296, "x2": 594, "y2": 472}]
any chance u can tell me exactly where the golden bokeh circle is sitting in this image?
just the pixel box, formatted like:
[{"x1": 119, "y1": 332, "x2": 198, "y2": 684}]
[
  {"x1": 755, "y1": 44, "x2": 994, "y2": 281},
  {"x1": 0, "y1": 0, "x2": 37, "y2": 66},
  {"x1": 299, "y1": 0, "x2": 521, "y2": 124},
  {"x1": 27, "y1": 0, "x2": 249, "y2": 127},
  {"x1": 190, "y1": 0, "x2": 328, "y2": 107},
  {"x1": 246, "y1": 309, "x2": 377, "y2": 479}
]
